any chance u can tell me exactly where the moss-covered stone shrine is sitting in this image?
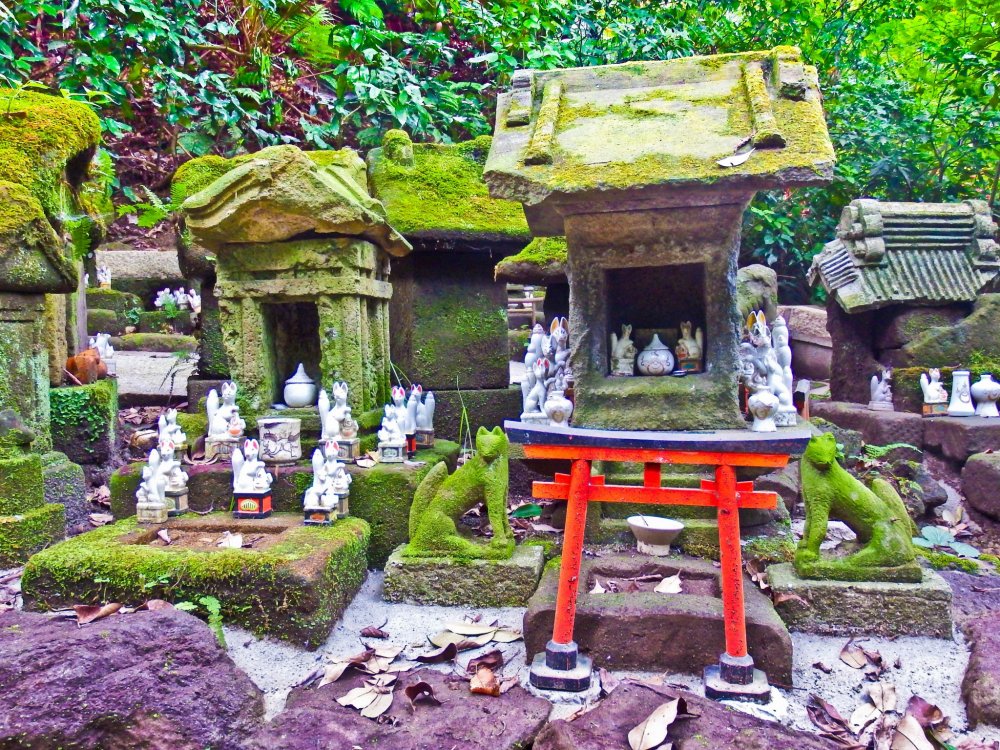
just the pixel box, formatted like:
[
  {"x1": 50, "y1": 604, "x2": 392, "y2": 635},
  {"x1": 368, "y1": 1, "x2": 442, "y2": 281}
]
[
  {"x1": 180, "y1": 145, "x2": 412, "y2": 413},
  {"x1": 486, "y1": 47, "x2": 834, "y2": 430}
]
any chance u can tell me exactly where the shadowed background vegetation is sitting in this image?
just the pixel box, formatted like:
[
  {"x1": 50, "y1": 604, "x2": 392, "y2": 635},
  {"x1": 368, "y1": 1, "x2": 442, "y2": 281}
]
[{"x1": 3, "y1": 0, "x2": 997, "y2": 299}]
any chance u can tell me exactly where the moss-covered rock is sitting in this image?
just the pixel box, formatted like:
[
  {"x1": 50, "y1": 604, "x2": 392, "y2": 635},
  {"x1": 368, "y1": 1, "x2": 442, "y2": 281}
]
[
  {"x1": 111, "y1": 332, "x2": 197, "y2": 353},
  {"x1": 0, "y1": 294, "x2": 54, "y2": 451},
  {"x1": 40, "y1": 450, "x2": 88, "y2": 531},
  {"x1": 494, "y1": 236, "x2": 567, "y2": 284},
  {"x1": 85, "y1": 308, "x2": 125, "y2": 336},
  {"x1": 198, "y1": 303, "x2": 231, "y2": 378},
  {"x1": 367, "y1": 130, "x2": 530, "y2": 242},
  {"x1": 897, "y1": 295, "x2": 1000, "y2": 368},
  {"x1": 137, "y1": 309, "x2": 194, "y2": 335},
  {"x1": 0, "y1": 182, "x2": 74, "y2": 293},
  {"x1": 736, "y1": 264, "x2": 779, "y2": 320},
  {"x1": 85, "y1": 288, "x2": 141, "y2": 316},
  {"x1": 49, "y1": 378, "x2": 117, "y2": 465},
  {"x1": 0, "y1": 451, "x2": 65, "y2": 565},
  {"x1": 21, "y1": 514, "x2": 369, "y2": 648}
]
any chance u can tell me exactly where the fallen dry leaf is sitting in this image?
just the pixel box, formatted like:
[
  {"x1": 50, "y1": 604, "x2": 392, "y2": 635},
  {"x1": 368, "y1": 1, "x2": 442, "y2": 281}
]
[
  {"x1": 499, "y1": 675, "x2": 519, "y2": 694},
  {"x1": 890, "y1": 715, "x2": 935, "y2": 750},
  {"x1": 850, "y1": 701, "x2": 881, "y2": 735},
  {"x1": 416, "y1": 643, "x2": 458, "y2": 664},
  {"x1": 653, "y1": 574, "x2": 682, "y2": 594},
  {"x1": 717, "y1": 147, "x2": 755, "y2": 168},
  {"x1": 956, "y1": 741, "x2": 1000, "y2": 750},
  {"x1": 142, "y1": 599, "x2": 174, "y2": 611},
  {"x1": 599, "y1": 667, "x2": 620, "y2": 695},
  {"x1": 338, "y1": 674, "x2": 396, "y2": 719},
  {"x1": 157, "y1": 528, "x2": 172, "y2": 545},
  {"x1": 319, "y1": 648, "x2": 377, "y2": 687},
  {"x1": 428, "y1": 631, "x2": 492, "y2": 650},
  {"x1": 217, "y1": 531, "x2": 242, "y2": 549},
  {"x1": 772, "y1": 591, "x2": 809, "y2": 607},
  {"x1": 813, "y1": 661, "x2": 833, "y2": 674},
  {"x1": 840, "y1": 642, "x2": 868, "y2": 669},
  {"x1": 404, "y1": 681, "x2": 441, "y2": 711},
  {"x1": 74, "y1": 602, "x2": 122, "y2": 625},
  {"x1": 628, "y1": 698, "x2": 679, "y2": 750},
  {"x1": 904, "y1": 695, "x2": 945, "y2": 729},
  {"x1": 590, "y1": 579, "x2": 607, "y2": 594},
  {"x1": 470, "y1": 666, "x2": 501, "y2": 697},
  {"x1": 867, "y1": 682, "x2": 897, "y2": 713},
  {"x1": 360, "y1": 624, "x2": 390, "y2": 639},
  {"x1": 466, "y1": 649, "x2": 503, "y2": 674}
]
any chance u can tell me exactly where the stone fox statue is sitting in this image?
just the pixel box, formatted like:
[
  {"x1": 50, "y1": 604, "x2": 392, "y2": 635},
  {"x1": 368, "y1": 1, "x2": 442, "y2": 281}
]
[
  {"x1": 405, "y1": 426, "x2": 514, "y2": 560},
  {"x1": 797, "y1": 433, "x2": 921, "y2": 582}
]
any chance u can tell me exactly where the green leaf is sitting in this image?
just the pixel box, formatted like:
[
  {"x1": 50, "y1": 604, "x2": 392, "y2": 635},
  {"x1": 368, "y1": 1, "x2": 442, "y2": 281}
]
[
  {"x1": 511, "y1": 503, "x2": 542, "y2": 519},
  {"x1": 920, "y1": 525, "x2": 954, "y2": 546},
  {"x1": 948, "y1": 541, "x2": 981, "y2": 559}
]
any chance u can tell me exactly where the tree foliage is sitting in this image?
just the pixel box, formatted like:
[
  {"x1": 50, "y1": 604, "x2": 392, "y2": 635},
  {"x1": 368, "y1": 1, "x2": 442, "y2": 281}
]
[{"x1": 3, "y1": 0, "x2": 997, "y2": 299}]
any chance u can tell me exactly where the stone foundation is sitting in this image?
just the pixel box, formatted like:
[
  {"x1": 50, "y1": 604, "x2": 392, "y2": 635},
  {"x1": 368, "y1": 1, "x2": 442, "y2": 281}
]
[
  {"x1": 383, "y1": 543, "x2": 544, "y2": 606},
  {"x1": 810, "y1": 400, "x2": 925, "y2": 449},
  {"x1": 524, "y1": 554, "x2": 793, "y2": 686},
  {"x1": 22, "y1": 513, "x2": 369, "y2": 648},
  {"x1": 925, "y1": 417, "x2": 1000, "y2": 464},
  {"x1": 766, "y1": 562, "x2": 952, "y2": 637}
]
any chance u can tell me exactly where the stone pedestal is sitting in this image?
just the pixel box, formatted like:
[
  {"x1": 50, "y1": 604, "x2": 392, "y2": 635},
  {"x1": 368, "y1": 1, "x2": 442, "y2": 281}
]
[
  {"x1": 303, "y1": 508, "x2": 332, "y2": 526},
  {"x1": 337, "y1": 438, "x2": 361, "y2": 462},
  {"x1": 205, "y1": 436, "x2": 238, "y2": 461},
  {"x1": 383, "y1": 543, "x2": 544, "y2": 606},
  {"x1": 524, "y1": 554, "x2": 793, "y2": 686},
  {"x1": 233, "y1": 490, "x2": 272, "y2": 519},
  {"x1": 377, "y1": 442, "x2": 405, "y2": 463},
  {"x1": 137, "y1": 502, "x2": 168, "y2": 524},
  {"x1": 414, "y1": 429, "x2": 434, "y2": 449},
  {"x1": 165, "y1": 488, "x2": 188, "y2": 517},
  {"x1": 766, "y1": 562, "x2": 953, "y2": 637}
]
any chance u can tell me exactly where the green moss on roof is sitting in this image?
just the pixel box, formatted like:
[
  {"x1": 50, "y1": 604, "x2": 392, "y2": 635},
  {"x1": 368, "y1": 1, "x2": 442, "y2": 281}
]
[
  {"x1": 368, "y1": 131, "x2": 530, "y2": 241},
  {"x1": 494, "y1": 236, "x2": 567, "y2": 283},
  {"x1": 0, "y1": 89, "x2": 101, "y2": 218}
]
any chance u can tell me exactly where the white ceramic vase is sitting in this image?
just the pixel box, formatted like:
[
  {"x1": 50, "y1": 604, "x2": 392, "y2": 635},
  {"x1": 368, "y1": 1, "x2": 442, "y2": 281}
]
[
  {"x1": 636, "y1": 334, "x2": 675, "y2": 376},
  {"x1": 947, "y1": 370, "x2": 975, "y2": 417},
  {"x1": 283, "y1": 363, "x2": 317, "y2": 407},
  {"x1": 971, "y1": 373, "x2": 1000, "y2": 418}
]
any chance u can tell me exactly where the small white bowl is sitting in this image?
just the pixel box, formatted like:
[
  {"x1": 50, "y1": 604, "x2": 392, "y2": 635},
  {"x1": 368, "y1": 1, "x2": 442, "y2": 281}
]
[{"x1": 627, "y1": 515, "x2": 684, "y2": 556}]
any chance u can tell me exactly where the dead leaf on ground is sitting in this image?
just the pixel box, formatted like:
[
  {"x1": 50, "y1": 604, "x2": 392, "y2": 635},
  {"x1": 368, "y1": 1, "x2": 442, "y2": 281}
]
[
  {"x1": 470, "y1": 666, "x2": 501, "y2": 697},
  {"x1": 628, "y1": 698, "x2": 679, "y2": 750},
  {"x1": 74, "y1": 602, "x2": 122, "y2": 625},
  {"x1": 890, "y1": 715, "x2": 935, "y2": 750},
  {"x1": 404, "y1": 681, "x2": 441, "y2": 711},
  {"x1": 217, "y1": 531, "x2": 242, "y2": 548},
  {"x1": 466, "y1": 649, "x2": 503, "y2": 674},
  {"x1": 745, "y1": 559, "x2": 770, "y2": 591},
  {"x1": 772, "y1": 591, "x2": 809, "y2": 607},
  {"x1": 590, "y1": 578, "x2": 606, "y2": 594},
  {"x1": 338, "y1": 674, "x2": 396, "y2": 719},
  {"x1": 141, "y1": 599, "x2": 174, "y2": 611},
  {"x1": 867, "y1": 682, "x2": 897, "y2": 713},
  {"x1": 499, "y1": 675, "x2": 519, "y2": 694},
  {"x1": 653, "y1": 574, "x2": 682, "y2": 594},
  {"x1": 871, "y1": 713, "x2": 897, "y2": 750},
  {"x1": 904, "y1": 695, "x2": 945, "y2": 729},
  {"x1": 840, "y1": 642, "x2": 868, "y2": 669},
  {"x1": 319, "y1": 648, "x2": 378, "y2": 687},
  {"x1": 416, "y1": 643, "x2": 458, "y2": 664},
  {"x1": 850, "y1": 701, "x2": 881, "y2": 735},
  {"x1": 356, "y1": 457, "x2": 377, "y2": 468},
  {"x1": 599, "y1": 667, "x2": 620, "y2": 695},
  {"x1": 957, "y1": 741, "x2": 1000, "y2": 750},
  {"x1": 813, "y1": 661, "x2": 833, "y2": 674},
  {"x1": 157, "y1": 528, "x2": 172, "y2": 545},
  {"x1": 529, "y1": 523, "x2": 561, "y2": 533},
  {"x1": 360, "y1": 621, "x2": 389, "y2": 639},
  {"x1": 807, "y1": 694, "x2": 852, "y2": 737},
  {"x1": 428, "y1": 631, "x2": 493, "y2": 650}
]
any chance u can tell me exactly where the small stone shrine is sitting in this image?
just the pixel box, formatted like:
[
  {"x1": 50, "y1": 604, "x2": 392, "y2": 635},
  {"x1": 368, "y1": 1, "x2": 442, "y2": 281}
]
[
  {"x1": 809, "y1": 199, "x2": 1000, "y2": 404},
  {"x1": 485, "y1": 47, "x2": 834, "y2": 429},
  {"x1": 180, "y1": 145, "x2": 412, "y2": 413}
]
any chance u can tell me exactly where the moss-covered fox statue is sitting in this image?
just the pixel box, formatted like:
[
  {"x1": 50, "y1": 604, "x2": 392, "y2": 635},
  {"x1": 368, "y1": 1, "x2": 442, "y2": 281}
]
[{"x1": 404, "y1": 426, "x2": 514, "y2": 560}]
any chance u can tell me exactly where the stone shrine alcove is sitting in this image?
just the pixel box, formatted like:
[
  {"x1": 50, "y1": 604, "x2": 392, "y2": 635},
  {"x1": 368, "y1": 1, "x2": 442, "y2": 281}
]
[{"x1": 180, "y1": 145, "x2": 411, "y2": 413}]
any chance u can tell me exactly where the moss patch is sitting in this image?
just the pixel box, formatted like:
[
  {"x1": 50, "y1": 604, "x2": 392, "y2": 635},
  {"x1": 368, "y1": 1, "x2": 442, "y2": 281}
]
[
  {"x1": 368, "y1": 130, "x2": 530, "y2": 240},
  {"x1": 0, "y1": 503, "x2": 65, "y2": 567},
  {"x1": 22, "y1": 513, "x2": 369, "y2": 648},
  {"x1": 85, "y1": 287, "x2": 141, "y2": 315},
  {"x1": 494, "y1": 236, "x2": 567, "y2": 284},
  {"x1": 112, "y1": 333, "x2": 197, "y2": 353},
  {"x1": 49, "y1": 379, "x2": 117, "y2": 464}
]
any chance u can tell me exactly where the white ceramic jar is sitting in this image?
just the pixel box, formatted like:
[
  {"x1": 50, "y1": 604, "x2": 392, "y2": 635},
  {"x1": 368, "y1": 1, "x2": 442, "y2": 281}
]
[{"x1": 283, "y1": 363, "x2": 317, "y2": 407}]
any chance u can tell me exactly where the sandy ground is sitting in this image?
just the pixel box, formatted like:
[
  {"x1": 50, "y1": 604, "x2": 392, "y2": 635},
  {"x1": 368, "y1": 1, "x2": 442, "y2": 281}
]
[
  {"x1": 114, "y1": 351, "x2": 195, "y2": 401},
  {"x1": 224, "y1": 571, "x2": 1000, "y2": 743}
]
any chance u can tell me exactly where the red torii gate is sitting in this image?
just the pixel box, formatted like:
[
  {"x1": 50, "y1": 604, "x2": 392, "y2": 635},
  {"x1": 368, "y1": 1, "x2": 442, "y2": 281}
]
[{"x1": 506, "y1": 421, "x2": 810, "y2": 702}]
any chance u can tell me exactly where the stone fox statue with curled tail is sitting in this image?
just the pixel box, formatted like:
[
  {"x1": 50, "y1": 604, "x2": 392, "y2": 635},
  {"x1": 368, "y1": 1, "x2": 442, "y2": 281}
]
[
  {"x1": 405, "y1": 426, "x2": 514, "y2": 560},
  {"x1": 797, "y1": 433, "x2": 921, "y2": 583}
]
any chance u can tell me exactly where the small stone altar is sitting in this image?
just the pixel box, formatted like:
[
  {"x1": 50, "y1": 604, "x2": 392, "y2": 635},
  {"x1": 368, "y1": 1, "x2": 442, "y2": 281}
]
[
  {"x1": 485, "y1": 47, "x2": 834, "y2": 430},
  {"x1": 180, "y1": 145, "x2": 412, "y2": 413}
]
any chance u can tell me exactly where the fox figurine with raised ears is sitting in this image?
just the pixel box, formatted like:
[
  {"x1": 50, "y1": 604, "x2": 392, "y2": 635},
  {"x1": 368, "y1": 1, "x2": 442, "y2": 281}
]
[{"x1": 405, "y1": 426, "x2": 513, "y2": 559}]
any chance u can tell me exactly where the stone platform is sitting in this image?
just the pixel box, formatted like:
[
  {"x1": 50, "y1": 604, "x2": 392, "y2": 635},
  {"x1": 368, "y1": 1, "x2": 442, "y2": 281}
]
[
  {"x1": 924, "y1": 416, "x2": 1000, "y2": 463},
  {"x1": 110, "y1": 440, "x2": 459, "y2": 567},
  {"x1": 766, "y1": 562, "x2": 953, "y2": 637},
  {"x1": 523, "y1": 554, "x2": 793, "y2": 686},
  {"x1": 383, "y1": 543, "x2": 544, "y2": 606},
  {"x1": 810, "y1": 400, "x2": 925, "y2": 449},
  {"x1": 21, "y1": 513, "x2": 370, "y2": 648}
]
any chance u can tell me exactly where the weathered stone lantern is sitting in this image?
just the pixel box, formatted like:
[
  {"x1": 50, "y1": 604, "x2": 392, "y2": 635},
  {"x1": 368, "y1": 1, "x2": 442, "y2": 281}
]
[
  {"x1": 485, "y1": 47, "x2": 834, "y2": 430},
  {"x1": 181, "y1": 146, "x2": 411, "y2": 414}
]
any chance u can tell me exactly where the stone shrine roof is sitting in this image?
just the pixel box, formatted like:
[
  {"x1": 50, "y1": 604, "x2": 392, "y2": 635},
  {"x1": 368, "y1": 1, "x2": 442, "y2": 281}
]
[
  {"x1": 493, "y1": 236, "x2": 567, "y2": 283},
  {"x1": 367, "y1": 130, "x2": 530, "y2": 244},
  {"x1": 809, "y1": 199, "x2": 1000, "y2": 313},
  {"x1": 180, "y1": 145, "x2": 411, "y2": 256},
  {"x1": 484, "y1": 47, "x2": 835, "y2": 235}
]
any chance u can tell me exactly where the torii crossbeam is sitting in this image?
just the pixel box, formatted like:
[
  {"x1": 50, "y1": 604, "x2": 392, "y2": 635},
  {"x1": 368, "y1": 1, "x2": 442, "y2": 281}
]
[{"x1": 505, "y1": 421, "x2": 810, "y2": 702}]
